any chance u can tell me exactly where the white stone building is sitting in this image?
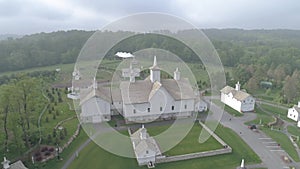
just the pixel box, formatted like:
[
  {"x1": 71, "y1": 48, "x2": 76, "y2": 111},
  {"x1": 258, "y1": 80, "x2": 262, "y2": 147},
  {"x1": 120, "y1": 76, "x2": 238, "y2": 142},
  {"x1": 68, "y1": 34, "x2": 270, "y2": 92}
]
[
  {"x1": 2, "y1": 157, "x2": 28, "y2": 169},
  {"x1": 79, "y1": 56, "x2": 206, "y2": 123},
  {"x1": 220, "y1": 82, "x2": 255, "y2": 112},
  {"x1": 287, "y1": 102, "x2": 300, "y2": 127},
  {"x1": 129, "y1": 126, "x2": 161, "y2": 167}
]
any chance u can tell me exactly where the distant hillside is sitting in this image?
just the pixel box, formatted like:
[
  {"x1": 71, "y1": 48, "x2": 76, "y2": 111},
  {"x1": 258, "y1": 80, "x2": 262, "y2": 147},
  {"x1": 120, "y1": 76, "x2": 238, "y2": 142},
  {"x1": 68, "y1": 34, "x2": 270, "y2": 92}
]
[
  {"x1": 0, "y1": 34, "x2": 22, "y2": 41},
  {"x1": 1, "y1": 29, "x2": 300, "y2": 73}
]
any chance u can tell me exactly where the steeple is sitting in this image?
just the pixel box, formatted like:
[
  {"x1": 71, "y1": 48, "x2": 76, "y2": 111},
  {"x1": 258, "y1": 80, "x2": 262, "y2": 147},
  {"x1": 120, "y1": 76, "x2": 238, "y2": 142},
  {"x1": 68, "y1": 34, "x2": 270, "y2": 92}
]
[
  {"x1": 174, "y1": 67, "x2": 180, "y2": 81},
  {"x1": 150, "y1": 56, "x2": 160, "y2": 83},
  {"x1": 153, "y1": 56, "x2": 157, "y2": 67},
  {"x1": 235, "y1": 81, "x2": 240, "y2": 91},
  {"x1": 2, "y1": 157, "x2": 10, "y2": 169}
]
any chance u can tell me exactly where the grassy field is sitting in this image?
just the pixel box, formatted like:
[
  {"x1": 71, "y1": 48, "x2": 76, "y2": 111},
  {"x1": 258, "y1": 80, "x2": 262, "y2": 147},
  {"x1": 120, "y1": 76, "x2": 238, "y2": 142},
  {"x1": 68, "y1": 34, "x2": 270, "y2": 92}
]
[
  {"x1": 67, "y1": 123, "x2": 260, "y2": 169},
  {"x1": 259, "y1": 103, "x2": 291, "y2": 122},
  {"x1": 287, "y1": 125, "x2": 300, "y2": 147},
  {"x1": 212, "y1": 99, "x2": 243, "y2": 117},
  {"x1": 148, "y1": 123, "x2": 223, "y2": 156}
]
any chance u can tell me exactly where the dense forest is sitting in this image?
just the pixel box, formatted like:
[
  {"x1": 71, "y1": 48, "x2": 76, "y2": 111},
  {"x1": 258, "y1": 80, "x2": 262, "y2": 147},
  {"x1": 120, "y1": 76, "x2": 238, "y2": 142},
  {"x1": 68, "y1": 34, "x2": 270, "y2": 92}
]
[{"x1": 1, "y1": 29, "x2": 300, "y2": 103}]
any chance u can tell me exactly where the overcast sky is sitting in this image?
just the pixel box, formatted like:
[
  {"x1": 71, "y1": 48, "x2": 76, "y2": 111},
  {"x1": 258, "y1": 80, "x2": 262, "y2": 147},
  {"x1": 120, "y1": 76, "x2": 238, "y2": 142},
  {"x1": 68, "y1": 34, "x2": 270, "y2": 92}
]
[{"x1": 1, "y1": 0, "x2": 300, "y2": 35}]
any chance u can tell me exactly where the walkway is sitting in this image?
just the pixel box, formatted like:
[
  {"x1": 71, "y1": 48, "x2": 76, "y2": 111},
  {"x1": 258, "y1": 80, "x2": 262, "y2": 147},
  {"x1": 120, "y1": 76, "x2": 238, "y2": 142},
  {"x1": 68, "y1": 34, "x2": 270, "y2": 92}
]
[{"x1": 61, "y1": 138, "x2": 92, "y2": 169}]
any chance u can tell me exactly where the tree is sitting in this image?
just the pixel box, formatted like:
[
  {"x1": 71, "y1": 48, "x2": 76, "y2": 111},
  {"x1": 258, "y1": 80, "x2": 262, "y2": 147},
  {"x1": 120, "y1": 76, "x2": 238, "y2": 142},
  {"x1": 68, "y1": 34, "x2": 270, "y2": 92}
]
[
  {"x1": 9, "y1": 76, "x2": 43, "y2": 148},
  {"x1": 283, "y1": 75, "x2": 298, "y2": 104},
  {"x1": 0, "y1": 85, "x2": 13, "y2": 152},
  {"x1": 246, "y1": 77, "x2": 259, "y2": 92}
]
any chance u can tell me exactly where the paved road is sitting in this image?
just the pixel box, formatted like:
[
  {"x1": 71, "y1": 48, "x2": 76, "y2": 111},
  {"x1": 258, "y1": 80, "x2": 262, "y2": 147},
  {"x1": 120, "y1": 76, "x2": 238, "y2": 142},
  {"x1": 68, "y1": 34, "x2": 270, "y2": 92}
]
[
  {"x1": 61, "y1": 138, "x2": 92, "y2": 169},
  {"x1": 205, "y1": 97, "x2": 297, "y2": 169}
]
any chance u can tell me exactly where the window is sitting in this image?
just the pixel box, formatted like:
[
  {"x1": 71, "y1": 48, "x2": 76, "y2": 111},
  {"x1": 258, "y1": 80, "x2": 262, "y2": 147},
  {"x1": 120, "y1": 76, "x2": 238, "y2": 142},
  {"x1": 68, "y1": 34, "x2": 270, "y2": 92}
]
[
  {"x1": 146, "y1": 150, "x2": 149, "y2": 154},
  {"x1": 184, "y1": 104, "x2": 187, "y2": 109},
  {"x1": 160, "y1": 107, "x2": 163, "y2": 111},
  {"x1": 148, "y1": 108, "x2": 150, "y2": 112},
  {"x1": 133, "y1": 109, "x2": 136, "y2": 114},
  {"x1": 171, "y1": 106, "x2": 174, "y2": 110}
]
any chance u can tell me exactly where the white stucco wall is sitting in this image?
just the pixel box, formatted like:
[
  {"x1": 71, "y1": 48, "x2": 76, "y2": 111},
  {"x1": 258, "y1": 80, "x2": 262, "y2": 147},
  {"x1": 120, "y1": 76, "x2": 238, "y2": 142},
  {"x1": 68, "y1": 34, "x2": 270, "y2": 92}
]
[
  {"x1": 221, "y1": 93, "x2": 255, "y2": 112},
  {"x1": 240, "y1": 96, "x2": 255, "y2": 112},
  {"x1": 123, "y1": 86, "x2": 194, "y2": 122},
  {"x1": 136, "y1": 150, "x2": 156, "y2": 165},
  {"x1": 150, "y1": 70, "x2": 160, "y2": 82},
  {"x1": 287, "y1": 108, "x2": 299, "y2": 122},
  {"x1": 81, "y1": 97, "x2": 111, "y2": 123}
]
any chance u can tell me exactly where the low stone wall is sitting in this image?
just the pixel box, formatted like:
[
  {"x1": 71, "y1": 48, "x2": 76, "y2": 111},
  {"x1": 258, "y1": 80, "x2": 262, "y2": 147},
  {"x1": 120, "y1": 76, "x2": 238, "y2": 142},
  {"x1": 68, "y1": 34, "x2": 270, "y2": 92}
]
[
  {"x1": 199, "y1": 121, "x2": 228, "y2": 147},
  {"x1": 156, "y1": 148, "x2": 232, "y2": 163},
  {"x1": 62, "y1": 124, "x2": 81, "y2": 150}
]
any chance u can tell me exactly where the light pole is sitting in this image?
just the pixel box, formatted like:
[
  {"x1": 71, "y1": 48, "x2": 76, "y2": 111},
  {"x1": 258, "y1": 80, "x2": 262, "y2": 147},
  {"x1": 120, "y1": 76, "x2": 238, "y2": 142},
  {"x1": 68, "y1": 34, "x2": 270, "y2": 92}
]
[{"x1": 56, "y1": 144, "x2": 60, "y2": 160}]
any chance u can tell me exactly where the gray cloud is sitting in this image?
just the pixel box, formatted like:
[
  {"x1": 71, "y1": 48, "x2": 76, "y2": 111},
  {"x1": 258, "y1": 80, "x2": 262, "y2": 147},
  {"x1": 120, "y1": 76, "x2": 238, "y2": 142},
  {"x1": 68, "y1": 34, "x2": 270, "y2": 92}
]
[{"x1": 1, "y1": 0, "x2": 300, "y2": 34}]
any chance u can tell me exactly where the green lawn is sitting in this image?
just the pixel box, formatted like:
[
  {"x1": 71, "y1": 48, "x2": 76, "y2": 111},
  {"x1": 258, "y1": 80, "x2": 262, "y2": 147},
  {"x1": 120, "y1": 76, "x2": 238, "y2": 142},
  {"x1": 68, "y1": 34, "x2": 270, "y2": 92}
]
[
  {"x1": 148, "y1": 123, "x2": 223, "y2": 156},
  {"x1": 287, "y1": 125, "x2": 300, "y2": 148},
  {"x1": 212, "y1": 99, "x2": 243, "y2": 117},
  {"x1": 259, "y1": 103, "x2": 291, "y2": 122},
  {"x1": 67, "y1": 123, "x2": 260, "y2": 169}
]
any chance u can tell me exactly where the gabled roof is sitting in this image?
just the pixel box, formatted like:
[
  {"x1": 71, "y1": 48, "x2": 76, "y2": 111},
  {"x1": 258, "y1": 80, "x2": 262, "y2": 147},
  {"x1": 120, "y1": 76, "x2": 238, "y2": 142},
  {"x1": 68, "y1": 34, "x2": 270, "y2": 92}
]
[
  {"x1": 135, "y1": 138, "x2": 159, "y2": 157},
  {"x1": 161, "y1": 78, "x2": 196, "y2": 100},
  {"x1": 80, "y1": 86, "x2": 122, "y2": 105},
  {"x1": 148, "y1": 81, "x2": 162, "y2": 100},
  {"x1": 120, "y1": 79, "x2": 153, "y2": 104},
  {"x1": 220, "y1": 86, "x2": 235, "y2": 94},
  {"x1": 220, "y1": 86, "x2": 252, "y2": 101},
  {"x1": 120, "y1": 78, "x2": 196, "y2": 105},
  {"x1": 293, "y1": 105, "x2": 300, "y2": 113},
  {"x1": 130, "y1": 127, "x2": 161, "y2": 158},
  {"x1": 10, "y1": 160, "x2": 28, "y2": 169}
]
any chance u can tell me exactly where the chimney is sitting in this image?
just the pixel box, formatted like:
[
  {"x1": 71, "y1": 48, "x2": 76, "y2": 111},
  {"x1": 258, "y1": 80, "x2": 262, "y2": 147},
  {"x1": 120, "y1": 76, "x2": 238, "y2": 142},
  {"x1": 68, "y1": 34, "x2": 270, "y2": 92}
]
[
  {"x1": 93, "y1": 77, "x2": 97, "y2": 89},
  {"x1": 140, "y1": 125, "x2": 147, "y2": 139},
  {"x1": 174, "y1": 67, "x2": 180, "y2": 81},
  {"x1": 2, "y1": 157, "x2": 10, "y2": 169},
  {"x1": 235, "y1": 81, "x2": 241, "y2": 91}
]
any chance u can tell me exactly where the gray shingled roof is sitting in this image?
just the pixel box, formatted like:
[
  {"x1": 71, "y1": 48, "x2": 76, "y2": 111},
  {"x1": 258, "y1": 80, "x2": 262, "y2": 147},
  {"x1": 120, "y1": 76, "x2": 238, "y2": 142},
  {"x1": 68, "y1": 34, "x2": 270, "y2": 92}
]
[
  {"x1": 161, "y1": 78, "x2": 196, "y2": 100},
  {"x1": 130, "y1": 128, "x2": 161, "y2": 157},
  {"x1": 220, "y1": 86, "x2": 235, "y2": 94},
  {"x1": 120, "y1": 78, "x2": 196, "y2": 105},
  {"x1": 10, "y1": 160, "x2": 28, "y2": 169},
  {"x1": 293, "y1": 105, "x2": 300, "y2": 113},
  {"x1": 80, "y1": 86, "x2": 122, "y2": 105},
  {"x1": 220, "y1": 86, "x2": 251, "y2": 101}
]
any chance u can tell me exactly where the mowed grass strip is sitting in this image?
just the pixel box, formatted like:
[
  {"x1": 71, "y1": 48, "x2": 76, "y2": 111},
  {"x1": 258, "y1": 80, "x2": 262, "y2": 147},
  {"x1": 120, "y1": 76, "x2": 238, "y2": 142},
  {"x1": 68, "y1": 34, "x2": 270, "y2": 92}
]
[{"x1": 287, "y1": 125, "x2": 300, "y2": 148}]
